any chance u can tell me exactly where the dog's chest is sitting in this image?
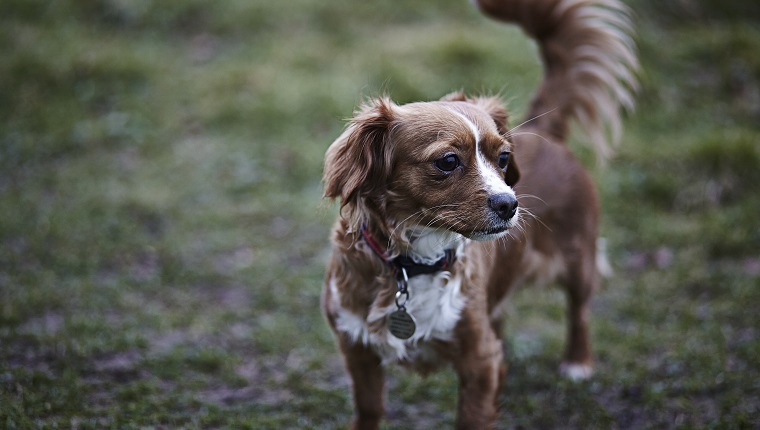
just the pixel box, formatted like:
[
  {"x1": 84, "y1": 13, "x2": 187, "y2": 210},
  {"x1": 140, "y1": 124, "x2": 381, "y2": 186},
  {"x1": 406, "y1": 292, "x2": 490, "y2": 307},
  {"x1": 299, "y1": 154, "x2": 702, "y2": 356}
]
[{"x1": 333, "y1": 270, "x2": 467, "y2": 365}]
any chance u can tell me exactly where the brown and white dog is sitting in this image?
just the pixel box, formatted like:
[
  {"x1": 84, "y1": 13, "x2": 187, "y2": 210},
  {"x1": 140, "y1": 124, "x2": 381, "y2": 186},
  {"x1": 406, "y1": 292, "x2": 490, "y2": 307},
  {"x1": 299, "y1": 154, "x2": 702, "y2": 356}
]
[{"x1": 321, "y1": 0, "x2": 638, "y2": 428}]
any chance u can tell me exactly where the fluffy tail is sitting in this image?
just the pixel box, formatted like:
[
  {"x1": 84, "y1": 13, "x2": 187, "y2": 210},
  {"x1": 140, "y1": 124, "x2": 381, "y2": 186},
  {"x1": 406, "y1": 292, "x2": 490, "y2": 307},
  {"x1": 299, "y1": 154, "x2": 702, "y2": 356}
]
[{"x1": 475, "y1": 0, "x2": 639, "y2": 160}]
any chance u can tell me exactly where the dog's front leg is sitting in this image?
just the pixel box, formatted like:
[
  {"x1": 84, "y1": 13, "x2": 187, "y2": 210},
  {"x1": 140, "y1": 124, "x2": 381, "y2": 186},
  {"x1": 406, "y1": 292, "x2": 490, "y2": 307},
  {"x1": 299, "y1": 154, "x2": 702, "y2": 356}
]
[
  {"x1": 339, "y1": 334, "x2": 385, "y2": 430},
  {"x1": 452, "y1": 322, "x2": 505, "y2": 429}
]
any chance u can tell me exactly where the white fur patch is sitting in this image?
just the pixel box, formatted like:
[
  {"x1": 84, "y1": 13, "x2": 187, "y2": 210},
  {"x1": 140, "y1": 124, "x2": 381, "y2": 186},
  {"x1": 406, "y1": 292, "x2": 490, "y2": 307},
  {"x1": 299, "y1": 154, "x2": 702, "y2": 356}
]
[
  {"x1": 368, "y1": 270, "x2": 467, "y2": 364},
  {"x1": 330, "y1": 277, "x2": 371, "y2": 345},
  {"x1": 405, "y1": 226, "x2": 463, "y2": 265},
  {"x1": 446, "y1": 108, "x2": 513, "y2": 196},
  {"x1": 560, "y1": 362, "x2": 594, "y2": 381},
  {"x1": 330, "y1": 228, "x2": 469, "y2": 364},
  {"x1": 596, "y1": 237, "x2": 613, "y2": 278},
  {"x1": 451, "y1": 109, "x2": 481, "y2": 144},
  {"x1": 476, "y1": 144, "x2": 512, "y2": 196}
]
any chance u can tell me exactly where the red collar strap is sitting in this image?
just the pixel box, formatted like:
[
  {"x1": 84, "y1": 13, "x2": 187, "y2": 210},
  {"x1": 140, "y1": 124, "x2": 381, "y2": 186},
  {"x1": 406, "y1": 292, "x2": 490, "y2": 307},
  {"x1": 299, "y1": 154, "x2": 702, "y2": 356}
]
[{"x1": 360, "y1": 224, "x2": 456, "y2": 278}]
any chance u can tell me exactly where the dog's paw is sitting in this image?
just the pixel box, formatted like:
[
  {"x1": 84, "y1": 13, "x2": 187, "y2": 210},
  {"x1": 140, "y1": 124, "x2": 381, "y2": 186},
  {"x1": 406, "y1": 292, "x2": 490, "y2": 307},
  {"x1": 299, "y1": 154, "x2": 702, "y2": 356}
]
[{"x1": 559, "y1": 362, "x2": 593, "y2": 381}]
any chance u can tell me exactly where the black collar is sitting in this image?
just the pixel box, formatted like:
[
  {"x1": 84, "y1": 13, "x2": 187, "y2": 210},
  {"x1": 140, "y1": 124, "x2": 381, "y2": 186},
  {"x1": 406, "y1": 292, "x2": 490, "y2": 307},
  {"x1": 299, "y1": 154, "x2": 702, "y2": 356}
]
[{"x1": 360, "y1": 224, "x2": 457, "y2": 279}]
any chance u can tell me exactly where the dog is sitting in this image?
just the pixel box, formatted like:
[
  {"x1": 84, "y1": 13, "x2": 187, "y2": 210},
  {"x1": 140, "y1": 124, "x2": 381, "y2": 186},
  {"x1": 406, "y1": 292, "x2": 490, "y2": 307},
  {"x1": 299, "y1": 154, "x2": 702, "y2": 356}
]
[{"x1": 321, "y1": 0, "x2": 638, "y2": 428}]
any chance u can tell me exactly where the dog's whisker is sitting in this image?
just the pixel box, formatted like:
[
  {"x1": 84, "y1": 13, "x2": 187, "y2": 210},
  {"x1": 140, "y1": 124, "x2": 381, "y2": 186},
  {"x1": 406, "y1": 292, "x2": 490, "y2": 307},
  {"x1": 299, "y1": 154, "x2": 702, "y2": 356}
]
[
  {"x1": 505, "y1": 131, "x2": 554, "y2": 145},
  {"x1": 506, "y1": 108, "x2": 558, "y2": 137},
  {"x1": 516, "y1": 193, "x2": 548, "y2": 206},
  {"x1": 387, "y1": 207, "x2": 441, "y2": 247},
  {"x1": 425, "y1": 212, "x2": 470, "y2": 248},
  {"x1": 517, "y1": 207, "x2": 551, "y2": 232},
  {"x1": 386, "y1": 204, "x2": 465, "y2": 251}
]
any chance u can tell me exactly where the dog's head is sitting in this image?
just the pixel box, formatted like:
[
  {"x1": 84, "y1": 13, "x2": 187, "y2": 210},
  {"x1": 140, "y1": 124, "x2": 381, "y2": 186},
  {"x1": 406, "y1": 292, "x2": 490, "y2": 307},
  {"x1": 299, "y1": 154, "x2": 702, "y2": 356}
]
[{"x1": 323, "y1": 93, "x2": 520, "y2": 242}]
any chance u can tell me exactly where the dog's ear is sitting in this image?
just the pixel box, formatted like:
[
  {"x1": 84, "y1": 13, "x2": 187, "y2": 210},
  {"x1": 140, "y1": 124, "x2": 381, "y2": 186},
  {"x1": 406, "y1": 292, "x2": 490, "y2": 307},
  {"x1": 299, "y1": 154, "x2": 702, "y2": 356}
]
[
  {"x1": 442, "y1": 93, "x2": 510, "y2": 135},
  {"x1": 440, "y1": 91, "x2": 467, "y2": 102},
  {"x1": 468, "y1": 95, "x2": 510, "y2": 135},
  {"x1": 323, "y1": 97, "x2": 395, "y2": 208}
]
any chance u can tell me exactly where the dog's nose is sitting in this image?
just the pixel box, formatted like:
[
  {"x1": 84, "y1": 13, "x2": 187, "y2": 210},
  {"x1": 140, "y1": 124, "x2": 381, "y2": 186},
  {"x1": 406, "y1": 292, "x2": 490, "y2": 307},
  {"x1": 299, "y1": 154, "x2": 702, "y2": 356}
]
[{"x1": 488, "y1": 193, "x2": 518, "y2": 221}]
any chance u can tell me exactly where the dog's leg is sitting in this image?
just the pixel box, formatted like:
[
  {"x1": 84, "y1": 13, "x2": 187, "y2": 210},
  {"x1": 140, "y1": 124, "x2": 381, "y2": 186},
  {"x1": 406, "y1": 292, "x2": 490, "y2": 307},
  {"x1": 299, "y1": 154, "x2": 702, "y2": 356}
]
[
  {"x1": 452, "y1": 320, "x2": 504, "y2": 429},
  {"x1": 339, "y1": 335, "x2": 385, "y2": 430},
  {"x1": 559, "y1": 245, "x2": 597, "y2": 381},
  {"x1": 490, "y1": 316, "x2": 509, "y2": 390}
]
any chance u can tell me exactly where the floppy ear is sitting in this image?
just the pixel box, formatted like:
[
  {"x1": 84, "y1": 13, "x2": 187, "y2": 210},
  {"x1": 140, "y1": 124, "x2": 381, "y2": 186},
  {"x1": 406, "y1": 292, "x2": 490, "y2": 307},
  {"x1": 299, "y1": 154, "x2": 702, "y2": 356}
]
[{"x1": 323, "y1": 97, "x2": 395, "y2": 208}]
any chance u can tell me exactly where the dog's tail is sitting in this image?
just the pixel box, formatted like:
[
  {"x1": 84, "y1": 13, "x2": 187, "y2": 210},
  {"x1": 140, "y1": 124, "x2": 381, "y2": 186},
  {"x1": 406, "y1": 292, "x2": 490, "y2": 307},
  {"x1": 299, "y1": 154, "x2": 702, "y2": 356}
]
[{"x1": 475, "y1": 0, "x2": 638, "y2": 160}]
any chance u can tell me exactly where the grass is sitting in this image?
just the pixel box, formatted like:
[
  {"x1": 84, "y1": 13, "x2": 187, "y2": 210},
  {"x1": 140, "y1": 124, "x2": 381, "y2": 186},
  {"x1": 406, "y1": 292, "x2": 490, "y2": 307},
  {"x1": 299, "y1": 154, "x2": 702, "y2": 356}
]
[{"x1": 1, "y1": 0, "x2": 759, "y2": 428}]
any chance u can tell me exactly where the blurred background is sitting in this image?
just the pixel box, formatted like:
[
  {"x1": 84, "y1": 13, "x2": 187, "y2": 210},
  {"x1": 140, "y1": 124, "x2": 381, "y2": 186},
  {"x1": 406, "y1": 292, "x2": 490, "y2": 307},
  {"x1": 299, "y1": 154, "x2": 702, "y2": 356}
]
[{"x1": 1, "y1": 0, "x2": 758, "y2": 428}]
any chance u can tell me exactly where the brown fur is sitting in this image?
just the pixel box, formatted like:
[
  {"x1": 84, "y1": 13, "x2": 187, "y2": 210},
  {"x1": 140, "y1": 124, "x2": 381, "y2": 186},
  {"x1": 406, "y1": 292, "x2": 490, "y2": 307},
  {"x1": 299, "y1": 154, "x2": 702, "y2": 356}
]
[{"x1": 322, "y1": 0, "x2": 638, "y2": 428}]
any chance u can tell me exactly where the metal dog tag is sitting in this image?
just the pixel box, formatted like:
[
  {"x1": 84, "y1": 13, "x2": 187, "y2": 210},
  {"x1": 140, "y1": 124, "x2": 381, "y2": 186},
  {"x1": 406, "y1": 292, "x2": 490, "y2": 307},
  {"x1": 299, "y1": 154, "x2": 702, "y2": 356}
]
[{"x1": 388, "y1": 309, "x2": 416, "y2": 340}]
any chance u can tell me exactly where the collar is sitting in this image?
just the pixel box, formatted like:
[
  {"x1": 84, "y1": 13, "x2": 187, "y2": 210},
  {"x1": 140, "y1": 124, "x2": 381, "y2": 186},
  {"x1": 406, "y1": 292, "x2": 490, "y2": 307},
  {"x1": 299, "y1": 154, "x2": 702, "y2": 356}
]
[{"x1": 360, "y1": 224, "x2": 457, "y2": 278}]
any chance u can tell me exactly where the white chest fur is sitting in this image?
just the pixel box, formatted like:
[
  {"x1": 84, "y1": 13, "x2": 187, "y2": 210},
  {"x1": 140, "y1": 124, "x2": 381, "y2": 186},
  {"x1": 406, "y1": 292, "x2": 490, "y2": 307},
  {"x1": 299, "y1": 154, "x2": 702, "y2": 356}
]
[
  {"x1": 331, "y1": 270, "x2": 466, "y2": 364},
  {"x1": 330, "y1": 227, "x2": 469, "y2": 364}
]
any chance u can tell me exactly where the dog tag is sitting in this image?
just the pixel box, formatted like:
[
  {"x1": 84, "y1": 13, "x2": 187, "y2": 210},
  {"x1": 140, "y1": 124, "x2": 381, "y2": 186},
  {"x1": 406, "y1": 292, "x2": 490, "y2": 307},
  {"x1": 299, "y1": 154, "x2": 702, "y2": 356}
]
[{"x1": 388, "y1": 309, "x2": 416, "y2": 340}]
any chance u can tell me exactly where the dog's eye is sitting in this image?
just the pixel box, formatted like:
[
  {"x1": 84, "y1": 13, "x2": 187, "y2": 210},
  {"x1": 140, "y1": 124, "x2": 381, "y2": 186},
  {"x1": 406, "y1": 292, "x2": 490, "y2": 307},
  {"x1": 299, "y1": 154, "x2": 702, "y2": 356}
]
[
  {"x1": 435, "y1": 154, "x2": 460, "y2": 173},
  {"x1": 498, "y1": 152, "x2": 510, "y2": 170}
]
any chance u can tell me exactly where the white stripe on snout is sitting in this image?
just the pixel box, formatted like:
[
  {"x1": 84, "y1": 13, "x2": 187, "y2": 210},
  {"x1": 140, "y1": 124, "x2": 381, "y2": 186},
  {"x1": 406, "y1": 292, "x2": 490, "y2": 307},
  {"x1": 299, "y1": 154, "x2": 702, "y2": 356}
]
[{"x1": 447, "y1": 108, "x2": 513, "y2": 195}]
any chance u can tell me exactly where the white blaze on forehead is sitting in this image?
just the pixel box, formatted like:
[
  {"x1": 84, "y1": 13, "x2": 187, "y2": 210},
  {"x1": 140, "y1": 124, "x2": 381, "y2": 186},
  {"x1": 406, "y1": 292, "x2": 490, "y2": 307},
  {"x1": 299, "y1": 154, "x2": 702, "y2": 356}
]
[
  {"x1": 446, "y1": 107, "x2": 513, "y2": 195},
  {"x1": 448, "y1": 108, "x2": 481, "y2": 144}
]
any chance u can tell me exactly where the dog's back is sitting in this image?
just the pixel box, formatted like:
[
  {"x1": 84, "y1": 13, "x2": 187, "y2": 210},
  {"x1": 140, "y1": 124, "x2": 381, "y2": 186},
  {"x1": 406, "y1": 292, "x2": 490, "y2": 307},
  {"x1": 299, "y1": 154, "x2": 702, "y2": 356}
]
[{"x1": 478, "y1": 0, "x2": 639, "y2": 380}]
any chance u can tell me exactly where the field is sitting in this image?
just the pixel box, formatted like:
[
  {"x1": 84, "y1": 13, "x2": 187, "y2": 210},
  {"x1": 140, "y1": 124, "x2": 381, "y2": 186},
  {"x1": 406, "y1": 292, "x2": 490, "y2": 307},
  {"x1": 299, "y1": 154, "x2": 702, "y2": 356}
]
[{"x1": 1, "y1": 0, "x2": 759, "y2": 428}]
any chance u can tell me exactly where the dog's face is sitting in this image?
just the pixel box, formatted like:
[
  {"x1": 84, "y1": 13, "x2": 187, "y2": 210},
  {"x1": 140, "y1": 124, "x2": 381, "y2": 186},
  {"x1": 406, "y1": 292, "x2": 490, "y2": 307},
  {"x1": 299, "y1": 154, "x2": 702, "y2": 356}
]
[{"x1": 324, "y1": 94, "x2": 520, "y2": 241}]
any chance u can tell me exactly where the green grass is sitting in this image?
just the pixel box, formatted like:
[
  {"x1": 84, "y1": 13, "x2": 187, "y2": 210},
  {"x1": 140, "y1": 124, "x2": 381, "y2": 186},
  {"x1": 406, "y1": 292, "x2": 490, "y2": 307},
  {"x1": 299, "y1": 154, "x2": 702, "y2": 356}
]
[{"x1": 1, "y1": 0, "x2": 759, "y2": 428}]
